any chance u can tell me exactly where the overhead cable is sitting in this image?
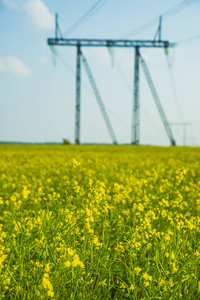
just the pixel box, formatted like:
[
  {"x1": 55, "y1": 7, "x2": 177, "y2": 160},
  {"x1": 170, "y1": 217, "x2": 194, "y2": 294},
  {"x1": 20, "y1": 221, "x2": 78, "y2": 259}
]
[
  {"x1": 121, "y1": 0, "x2": 198, "y2": 39},
  {"x1": 164, "y1": 50, "x2": 183, "y2": 123},
  {"x1": 175, "y1": 33, "x2": 200, "y2": 46},
  {"x1": 56, "y1": 0, "x2": 69, "y2": 13},
  {"x1": 63, "y1": 0, "x2": 108, "y2": 36}
]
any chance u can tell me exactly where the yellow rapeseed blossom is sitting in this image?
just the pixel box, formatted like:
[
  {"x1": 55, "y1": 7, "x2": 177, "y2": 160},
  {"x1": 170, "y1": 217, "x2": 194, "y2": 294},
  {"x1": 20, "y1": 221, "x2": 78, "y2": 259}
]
[
  {"x1": 64, "y1": 261, "x2": 71, "y2": 267},
  {"x1": 0, "y1": 145, "x2": 200, "y2": 298},
  {"x1": 42, "y1": 273, "x2": 54, "y2": 298},
  {"x1": 67, "y1": 248, "x2": 74, "y2": 256},
  {"x1": 135, "y1": 267, "x2": 142, "y2": 275},
  {"x1": 143, "y1": 272, "x2": 152, "y2": 281}
]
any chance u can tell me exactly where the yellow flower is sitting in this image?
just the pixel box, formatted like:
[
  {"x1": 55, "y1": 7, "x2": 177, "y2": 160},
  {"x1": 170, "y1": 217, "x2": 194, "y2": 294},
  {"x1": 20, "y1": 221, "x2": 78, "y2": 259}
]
[
  {"x1": 143, "y1": 272, "x2": 152, "y2": 281},
  {"x1": 198, "y1": 281, "x2": 200, "y2": 293},
  {"x1": 42, "y1": 273, "x2": 54, "y2": 297},
  {"x1": 47, "y1": 290, "x2": 54, "y2": 297},
  {"x1": 64, "y1": 261, "x2": 71, "y2": 267},
  {"x1": 78, "y1": 261, "x2": 84, "y2": 268},
  {"x1": 68, "y1": 248, "x2": 74, "y2": 256},
  {"x1": 45, "y1": 264, "x2": 50, "y2": 272},
  {"x1": 172, "y1": 262, "x2": 178, "y2": 274},
  {"x1": 171, "y1": 252, "x2": 175, "y2": 260},
  {"x1": 135, "y1": 267, "x2": 142, "y2": 275}
]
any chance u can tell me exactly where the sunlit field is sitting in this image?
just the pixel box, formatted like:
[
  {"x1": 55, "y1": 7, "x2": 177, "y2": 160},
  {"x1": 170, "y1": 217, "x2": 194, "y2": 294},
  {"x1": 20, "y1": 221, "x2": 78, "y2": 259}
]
[{"x1": 0, "y1": 145, "x2": 200, "y2": 299}]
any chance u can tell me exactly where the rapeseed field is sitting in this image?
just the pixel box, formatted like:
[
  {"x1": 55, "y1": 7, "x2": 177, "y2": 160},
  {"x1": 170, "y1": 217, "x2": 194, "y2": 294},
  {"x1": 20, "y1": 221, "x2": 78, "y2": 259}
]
[{"x1": 0, "y1": 145, "x2": 200, "y2": 299}]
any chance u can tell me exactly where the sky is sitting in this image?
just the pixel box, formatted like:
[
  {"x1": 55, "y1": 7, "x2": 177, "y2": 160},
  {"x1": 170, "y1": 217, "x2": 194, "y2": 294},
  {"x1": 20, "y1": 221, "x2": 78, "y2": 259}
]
[{"x1": 0, "y1": 0, "x2": 200, "y2": 146}]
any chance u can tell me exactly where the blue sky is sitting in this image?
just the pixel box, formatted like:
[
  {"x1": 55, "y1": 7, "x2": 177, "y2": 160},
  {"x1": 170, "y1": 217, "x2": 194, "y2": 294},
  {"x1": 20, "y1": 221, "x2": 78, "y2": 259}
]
[{"x1": 0, "y1": 0, "x2": 200, "y2": 145}]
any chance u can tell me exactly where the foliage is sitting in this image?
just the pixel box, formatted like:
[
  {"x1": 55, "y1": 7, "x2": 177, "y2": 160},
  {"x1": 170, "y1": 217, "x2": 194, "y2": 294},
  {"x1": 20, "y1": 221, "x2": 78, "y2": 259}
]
[
  {"x1": 0, "y1": 145, "x2": 200, "y2": 299},
  {"x1": 63, "y1": 138, "x2": 70, "y2": 145}
]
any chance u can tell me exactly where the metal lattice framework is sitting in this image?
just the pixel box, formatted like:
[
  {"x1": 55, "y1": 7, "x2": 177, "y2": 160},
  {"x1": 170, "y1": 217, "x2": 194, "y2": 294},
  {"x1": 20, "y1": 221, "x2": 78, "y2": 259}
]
[{"x1": 47, "y1": 16, "x2": 176, "y2": 145}]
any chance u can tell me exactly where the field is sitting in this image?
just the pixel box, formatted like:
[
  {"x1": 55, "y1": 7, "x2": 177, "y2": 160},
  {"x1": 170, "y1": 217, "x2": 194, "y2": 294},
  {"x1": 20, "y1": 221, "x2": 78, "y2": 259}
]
[{"x1": 0, "y1": 144, "x2": 200, "y2": 299}]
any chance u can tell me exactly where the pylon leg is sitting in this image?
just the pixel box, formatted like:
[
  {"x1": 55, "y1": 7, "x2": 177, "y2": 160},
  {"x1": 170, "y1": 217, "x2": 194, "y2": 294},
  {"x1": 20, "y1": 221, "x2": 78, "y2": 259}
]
[
  {"x1": 132, "y1": 46, "x2": 140, "y2": 144},
  {"x1": 75, "y1": 44, "x2": 81, "y2": 144}
]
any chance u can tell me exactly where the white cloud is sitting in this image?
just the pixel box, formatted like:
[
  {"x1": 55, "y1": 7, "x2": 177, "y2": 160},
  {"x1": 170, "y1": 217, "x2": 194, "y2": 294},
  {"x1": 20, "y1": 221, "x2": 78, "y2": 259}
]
[
  {"x1": 23, "y1": 0, "x2": 54, "y2": 30},
  {"x1": 0, "y1": 60, "x2": 4, "y2": 71},
  {"x1": 0, "y1": 57, "x2": 31, "y2": 76},
  {"x1": 1, "y1": 0, "x2": 21, "y2": 9},
  {"x1": 2, "y1": 0, "x2": 54, "y2": 30}
]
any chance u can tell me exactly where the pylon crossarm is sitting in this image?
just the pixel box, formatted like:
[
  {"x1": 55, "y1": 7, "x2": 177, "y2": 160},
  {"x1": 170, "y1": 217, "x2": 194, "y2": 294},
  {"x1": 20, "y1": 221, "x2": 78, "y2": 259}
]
[{"x1": 48, "y1": 38, "x2": 173, "y2": 48}]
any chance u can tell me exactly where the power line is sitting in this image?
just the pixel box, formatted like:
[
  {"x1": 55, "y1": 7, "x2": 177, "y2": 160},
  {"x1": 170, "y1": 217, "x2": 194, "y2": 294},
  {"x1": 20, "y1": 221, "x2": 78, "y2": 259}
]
[
  {"x1": 121, "y1": 0, "x2": 198, "y2": 39},
  {"x1": 63, "y1": 0, "x2": 108, "y2": 36},
  {"x1": 164, "y1": 32, "x2": 200, "y2": 129},
  {"x1": 164, "y1": 50, "x2": 183, "y2": 123},
  {"x1": 56, "y1": 52, "x2": 74, "y2": 76},
  {"x1": 56, "y1": 0, "x2": 70, "y2": 13},
  {"x1": 175, "y1": 33, "x2": 200, "y2": 46}
]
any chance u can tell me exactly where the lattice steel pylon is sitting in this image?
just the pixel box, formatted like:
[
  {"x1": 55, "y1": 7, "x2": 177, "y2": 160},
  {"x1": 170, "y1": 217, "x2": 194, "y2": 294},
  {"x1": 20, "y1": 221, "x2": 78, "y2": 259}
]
[{"x1": 47, "y1": 14, "x2": 175, "y2": 145}]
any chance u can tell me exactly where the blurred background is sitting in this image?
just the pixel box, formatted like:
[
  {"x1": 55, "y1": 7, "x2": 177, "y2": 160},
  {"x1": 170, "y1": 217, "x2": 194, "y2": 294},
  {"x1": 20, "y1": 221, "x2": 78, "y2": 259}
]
[{"x1": 0, "y1": 0, "x2": 200, "y2": 145}]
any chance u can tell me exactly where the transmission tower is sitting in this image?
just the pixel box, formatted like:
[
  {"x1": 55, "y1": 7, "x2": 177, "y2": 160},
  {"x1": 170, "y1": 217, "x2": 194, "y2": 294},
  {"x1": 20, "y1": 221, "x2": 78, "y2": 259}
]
[
  {"x1": 170, "y1": 123, "x2": 191, "y2": 145},
  {"x1": 47, "y1": 14, "x2": 175, "y2": 145}
]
